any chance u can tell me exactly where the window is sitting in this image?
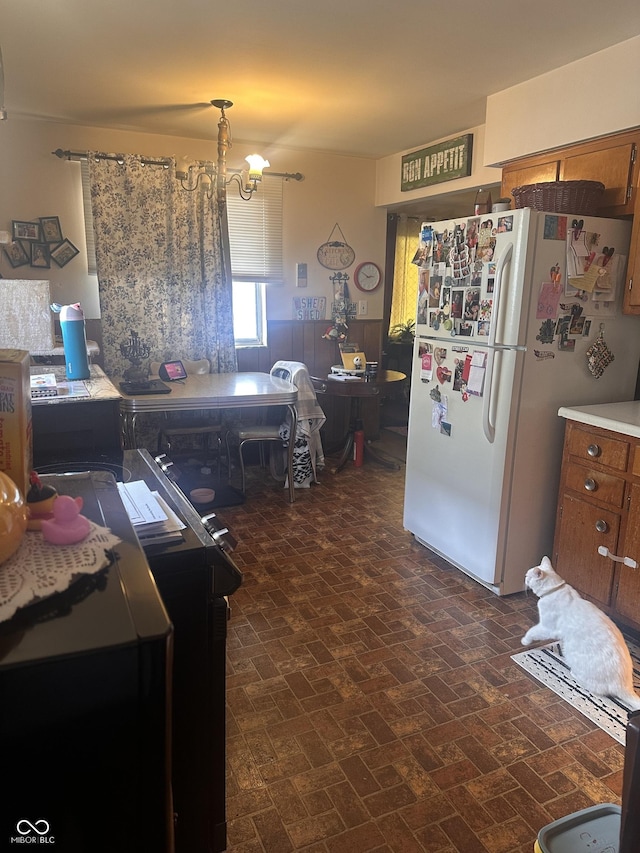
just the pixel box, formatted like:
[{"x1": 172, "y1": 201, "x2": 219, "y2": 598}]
[
  {"x1": 232, "y1": 280, "x2": 266, "y2": 345},
  {"x1": 227, "y1": 176, "x2": 283, "y2": 347}
]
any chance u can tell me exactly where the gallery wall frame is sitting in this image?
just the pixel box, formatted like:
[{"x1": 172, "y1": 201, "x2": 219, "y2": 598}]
[
  {"x1": 50, "y1": 238, "x2": 79, "y2": 268},
  {"x1": 30, "y1": 242, "x2": 51, "y2": 269},
  {"x1": 39, "y1": 216, "x2": 63, "y2": 243},
  {"x1": 2, "y1": 241, "x2": 30, "y2": 268},
  {"x1": 12, "y1": 220, "x2": 40, "y2": 241}
]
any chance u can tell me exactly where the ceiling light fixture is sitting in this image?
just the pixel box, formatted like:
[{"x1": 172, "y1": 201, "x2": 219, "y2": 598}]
[
  {"x1": 178, "y1": 100, "x2": 263, "y2": 205},
  {"x1": 176, "y1": 99, "x2": 303, "y2": 207}
]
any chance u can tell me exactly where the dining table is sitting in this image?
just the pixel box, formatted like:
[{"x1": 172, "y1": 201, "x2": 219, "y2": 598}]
[
  {"x1": 311, "y1": 369, "x2": 406, "y2": 473},
  {"x1": 117, "y1": 371, "x2": 299, "y2": 502}
]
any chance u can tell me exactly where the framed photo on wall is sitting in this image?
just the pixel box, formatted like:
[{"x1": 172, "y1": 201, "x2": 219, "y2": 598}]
[
  {"x1": 3, "y1": 241, "x2": 30, "y2": 267},
  {"x1": 40, "y1": 216, "x2": 63, "y2": 243},
  {"x1": 12, "y1": 220, "x2": 41, "y2": 241},
  {"x1": 50, "y1": 238, "x2": 79, "y2": 268},
  {"x1": 30, "y1": 242, "x2": 51, "y2": 269}
]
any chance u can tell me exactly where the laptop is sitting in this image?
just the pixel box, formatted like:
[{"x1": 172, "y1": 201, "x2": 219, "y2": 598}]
[
  {"x1": 339, "y1": 351, "x2": 367, "y2": 373},
  {"x1": 119, "y1": 379, "x2": 171, "y2": 395}
]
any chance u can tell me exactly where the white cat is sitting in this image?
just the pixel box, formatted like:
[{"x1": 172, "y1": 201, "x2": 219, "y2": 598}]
[{"x1": 522, "y1": 556, "x2": 640, "y2": 711}]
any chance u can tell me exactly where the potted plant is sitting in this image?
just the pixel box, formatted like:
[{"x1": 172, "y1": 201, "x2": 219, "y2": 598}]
[{"x1": 388, "y1": 319, "x2": 415, "y2": 344}]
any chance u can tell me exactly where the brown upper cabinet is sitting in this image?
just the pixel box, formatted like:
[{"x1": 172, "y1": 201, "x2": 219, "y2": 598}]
[{"x1": 500, "y1": 129, "x2": 640, "y2": 314}]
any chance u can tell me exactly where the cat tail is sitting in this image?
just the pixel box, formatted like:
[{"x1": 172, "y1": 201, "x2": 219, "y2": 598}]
[{"x1": 618, "y1": 690, "x2": 640, "y2": 712}]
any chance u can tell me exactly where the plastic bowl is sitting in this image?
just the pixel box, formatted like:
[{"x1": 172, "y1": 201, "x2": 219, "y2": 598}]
[{"x1": 190, "y1": 487, "x2": 215, "y2": 505}]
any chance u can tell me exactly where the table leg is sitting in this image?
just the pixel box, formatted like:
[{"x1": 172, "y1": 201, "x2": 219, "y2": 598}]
[
  {"x1": 121, "y1": 411, "x2": 137, "y2": 449},
  {"x1": 328, "y1": 395, "x2": 359, "y2": 474},
  {"x1": 329, "y1": 428, "x2": 355, "y2": 474},
  {"x1": 363, "y1": 441, "x2": 401, "y2": 471},
  {"x1": 327, "y1": 393, "x2": 402, "y2": 473}
]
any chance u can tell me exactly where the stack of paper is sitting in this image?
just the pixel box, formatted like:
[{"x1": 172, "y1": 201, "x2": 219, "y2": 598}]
[{"x1": 117, "y1": 480, "x2": 186, "y2": 546}]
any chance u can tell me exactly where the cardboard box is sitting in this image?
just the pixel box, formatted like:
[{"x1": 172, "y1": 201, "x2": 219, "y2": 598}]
[{"x1": 0, "y1": 349, "x2": 33, "y2": 496}]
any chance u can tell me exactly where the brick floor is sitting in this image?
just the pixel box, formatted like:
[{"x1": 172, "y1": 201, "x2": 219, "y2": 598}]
[{"x1": 220, "y1": 441, "x2": 624, "y2": 852}]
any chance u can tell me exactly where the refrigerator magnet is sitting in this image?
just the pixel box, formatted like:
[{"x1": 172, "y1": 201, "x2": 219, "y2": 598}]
[
  {"x1": 436, "y1": 366, "x2": 452, "y2": 384},
  {"x1": 432, "y1": 400, "x2": 447, "y2": 429},
  {"x1": 420, "y1": 351, "x2": 433, "y2": 382},
  {"x1": 453, "y1": 360, "x2": 465, "y2": 391},
  {"x1": 536, "y1": 282, "x2": 562, "y2": 319},
  {"x1": 536, "y1": 320, "x2": 555, "y2": 344},
  {"x1": 533, "y1": 349, "x2": 555, "y2": 361}
]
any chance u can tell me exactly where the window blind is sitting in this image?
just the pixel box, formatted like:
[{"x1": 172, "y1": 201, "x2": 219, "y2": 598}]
[
  {"x1": 81, "y1": 159, "x2": 97, "y2": 275},
  {"x1": 226, "y1": 177, "x2": 283, "y2": 284}
]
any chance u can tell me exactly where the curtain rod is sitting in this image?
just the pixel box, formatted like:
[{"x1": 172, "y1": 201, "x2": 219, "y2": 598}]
[
  {"x1": 52, "y1": 148, "x2": 304, "y2": 181},
  {"x1": 52, "y1": 148, "x2": 171, "y2": 167}
]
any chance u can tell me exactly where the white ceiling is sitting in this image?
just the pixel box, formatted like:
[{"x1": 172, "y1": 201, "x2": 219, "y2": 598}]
[{"x1": 1, "y1": 0, "x2": 639, "y2": 161}]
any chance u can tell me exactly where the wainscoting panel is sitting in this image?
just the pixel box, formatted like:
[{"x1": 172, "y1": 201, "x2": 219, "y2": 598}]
[{"x1": 236, "y1": 320, "x2": 384, "y2": 445}]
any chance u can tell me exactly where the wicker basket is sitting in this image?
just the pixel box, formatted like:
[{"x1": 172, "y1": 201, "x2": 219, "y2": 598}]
[{"x1": 511, "y1": 180, "x2": 605, "y2": 215}]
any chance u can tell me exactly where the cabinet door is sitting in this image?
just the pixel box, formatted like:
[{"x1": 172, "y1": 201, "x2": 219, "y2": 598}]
[
  {"x1": 623, "y1": 189, "x2": 640, "y2": 314},
  {"x1": 554, "y1": 493, "x2": 619, "y2": 606},
  {"x1": 560, "y1": 142, "x2": 636, "y2": 215},
  {"x1": 613, "y1": 481, "x2": 640, "y2": 626},
  {"x1": 501, "y1": 159, "x2": 559, "y2": 204}
]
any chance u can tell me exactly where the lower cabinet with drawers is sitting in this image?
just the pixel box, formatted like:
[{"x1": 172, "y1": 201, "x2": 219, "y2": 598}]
[{"x1": 553, "y1": 413, "x2": 640, "y2": 632}]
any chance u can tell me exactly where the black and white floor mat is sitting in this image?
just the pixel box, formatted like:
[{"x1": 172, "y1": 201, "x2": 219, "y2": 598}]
[{"x1": 511, "y1": 638, "x2": 640, "y2": 744}]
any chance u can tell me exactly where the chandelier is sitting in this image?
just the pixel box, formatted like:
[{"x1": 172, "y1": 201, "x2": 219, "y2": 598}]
[{"x1": 176, "y1": 99, "x2": 302, "y2": 207}]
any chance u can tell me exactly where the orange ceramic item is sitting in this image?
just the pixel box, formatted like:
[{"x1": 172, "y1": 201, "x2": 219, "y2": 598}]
[{"x1": 0, "y1": 470, "x2": 28, "y2": 564}]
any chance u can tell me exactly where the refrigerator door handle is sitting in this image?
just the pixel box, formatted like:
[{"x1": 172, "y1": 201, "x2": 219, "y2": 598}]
[
  {"x1": 482, "y1": 348, "x2": 498, "y2": 443},
  {"x1": 489, "y1": 242, "x2": 513, "y2": 347},
  {"x1": 483, "y1": 241, "x2": 514, "y2": 443}
]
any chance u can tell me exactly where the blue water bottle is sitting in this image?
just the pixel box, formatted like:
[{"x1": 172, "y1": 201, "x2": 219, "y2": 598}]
[{"x1": 51, "y1": 302, "x2": 90, "y2": 380}]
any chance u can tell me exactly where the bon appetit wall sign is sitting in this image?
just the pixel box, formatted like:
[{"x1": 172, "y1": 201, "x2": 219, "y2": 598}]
[{"x1": 401, "y1": 134, "x2": 473, "y2": 192}]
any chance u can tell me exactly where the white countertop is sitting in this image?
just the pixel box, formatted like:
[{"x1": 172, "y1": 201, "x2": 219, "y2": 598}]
[
  {"x1": 30, "y1": 364, "x2": 121, "y2": 406},
  {"x1": 558, "y1": 401, "x2": 640, "y2": 438}
]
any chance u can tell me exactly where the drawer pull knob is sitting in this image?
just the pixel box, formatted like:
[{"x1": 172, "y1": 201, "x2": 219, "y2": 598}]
[
  {"x1": 587, "y1": 444, "x2": 601, "y2": 458},
  {"x1": 584, "y1": 478, "x2": 597, "y2": 491},
  {"x1": 595, "y1": 519, "x2": 609, "y2": 533},
  {"x1": 597, "y1": 546, "x2": 638, "y2": 569}
]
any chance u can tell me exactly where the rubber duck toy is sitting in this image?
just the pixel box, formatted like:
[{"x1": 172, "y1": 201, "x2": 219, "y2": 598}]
[
  {"x1": 26, "y1": 471, "x2": 58, "y2": 531},
  {"x1": 41, "y1": 495, "x2": 91, "y2": 545}
]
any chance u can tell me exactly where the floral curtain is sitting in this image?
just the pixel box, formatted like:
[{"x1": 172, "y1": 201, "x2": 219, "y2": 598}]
[{"x1": 88, "y1": 153, "x2": 237, "y2": 378}]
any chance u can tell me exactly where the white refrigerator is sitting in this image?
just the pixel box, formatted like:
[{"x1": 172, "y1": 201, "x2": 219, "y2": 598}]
[{"x1": 403, "y1": 207, "x2": 640, "y2": 595}]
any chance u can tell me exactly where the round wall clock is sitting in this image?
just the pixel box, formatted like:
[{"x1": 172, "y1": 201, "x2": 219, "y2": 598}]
[{"x1": 354, "y1": 261, "x2": 382, "y2": 292}]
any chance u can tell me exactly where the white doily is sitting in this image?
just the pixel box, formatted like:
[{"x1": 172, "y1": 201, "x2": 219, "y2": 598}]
[{"x1": 0, "y1": 522, "x2": 121, "y2": 623}]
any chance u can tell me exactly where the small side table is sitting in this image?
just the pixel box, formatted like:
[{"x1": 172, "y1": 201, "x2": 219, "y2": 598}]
[{"x1": 311, "y1": 370, "x2": 406, "y2": 473}]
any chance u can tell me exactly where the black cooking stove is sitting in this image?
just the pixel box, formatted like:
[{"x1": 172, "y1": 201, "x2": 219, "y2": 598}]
[{"x1": 3, "y1": 447, "x2": 241, "y2": 852}]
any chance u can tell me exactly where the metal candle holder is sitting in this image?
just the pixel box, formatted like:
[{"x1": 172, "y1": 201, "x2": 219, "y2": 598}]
[{"x1": 120, "y1": 329, "x2": 151, "y2": 381}]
